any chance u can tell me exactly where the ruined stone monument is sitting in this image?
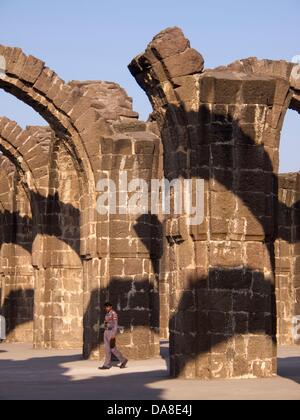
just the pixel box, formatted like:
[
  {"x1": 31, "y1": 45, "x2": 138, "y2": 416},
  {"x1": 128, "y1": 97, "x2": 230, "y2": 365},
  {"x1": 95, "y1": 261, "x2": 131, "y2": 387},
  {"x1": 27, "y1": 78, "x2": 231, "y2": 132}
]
[{"x1": 0, "y1": 27, "x2": 299, "y2": 380}]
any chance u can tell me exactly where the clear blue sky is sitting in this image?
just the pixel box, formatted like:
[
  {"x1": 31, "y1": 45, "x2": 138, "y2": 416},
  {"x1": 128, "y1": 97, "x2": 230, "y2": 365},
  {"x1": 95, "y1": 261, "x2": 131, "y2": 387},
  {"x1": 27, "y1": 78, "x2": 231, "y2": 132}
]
[{"x1": 0, "y1": 0, "x2": 299, "y2": 172}]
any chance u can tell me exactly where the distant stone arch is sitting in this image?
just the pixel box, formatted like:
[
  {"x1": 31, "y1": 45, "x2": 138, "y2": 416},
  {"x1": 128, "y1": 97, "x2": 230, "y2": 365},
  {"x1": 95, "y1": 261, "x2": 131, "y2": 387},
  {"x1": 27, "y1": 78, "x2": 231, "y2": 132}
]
[
  {"x1": 0, "y1": 46, "x2": 99, "y2": 258},
  {"x1": 0, "y1": 117, "x2": 46, "y2": 248},
  {"x1": 0, "y1": 117, "x2": 85, "y2": 349}
]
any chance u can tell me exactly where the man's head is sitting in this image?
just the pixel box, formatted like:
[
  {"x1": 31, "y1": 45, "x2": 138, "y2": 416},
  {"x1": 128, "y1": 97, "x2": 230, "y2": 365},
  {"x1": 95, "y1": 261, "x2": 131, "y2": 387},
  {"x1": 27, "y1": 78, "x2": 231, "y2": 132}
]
[{"x1": 104, "y1": 302, "x2": 113, "y2": 313}]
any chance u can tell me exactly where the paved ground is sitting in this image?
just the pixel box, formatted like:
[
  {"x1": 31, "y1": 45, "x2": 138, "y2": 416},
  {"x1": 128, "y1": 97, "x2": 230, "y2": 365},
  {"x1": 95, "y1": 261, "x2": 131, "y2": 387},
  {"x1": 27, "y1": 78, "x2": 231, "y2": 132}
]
[{"x1": 0, "y1": 342, "x2": 299, "y2": 400}]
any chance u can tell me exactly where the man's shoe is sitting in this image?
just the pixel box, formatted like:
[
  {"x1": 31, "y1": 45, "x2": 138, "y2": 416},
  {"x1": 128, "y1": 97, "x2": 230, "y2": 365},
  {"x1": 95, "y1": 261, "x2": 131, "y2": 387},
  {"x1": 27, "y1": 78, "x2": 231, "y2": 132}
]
[
  {"x1": 99, "y1": 366, "x2": 111, "y2": 370},
  {"x1": 120, "y1": 359, "x2": 128, "y2": 369}
]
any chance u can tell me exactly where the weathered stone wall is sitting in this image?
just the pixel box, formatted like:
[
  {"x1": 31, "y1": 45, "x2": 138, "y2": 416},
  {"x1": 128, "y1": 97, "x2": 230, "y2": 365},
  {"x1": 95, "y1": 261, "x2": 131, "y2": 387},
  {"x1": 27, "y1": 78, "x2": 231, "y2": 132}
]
[
  {"x1": 129, "y1": 27, "x2": 300, "y2": 379},
  {"x1": 276, "y1": 173, "x2": 300, "y2": 345}
]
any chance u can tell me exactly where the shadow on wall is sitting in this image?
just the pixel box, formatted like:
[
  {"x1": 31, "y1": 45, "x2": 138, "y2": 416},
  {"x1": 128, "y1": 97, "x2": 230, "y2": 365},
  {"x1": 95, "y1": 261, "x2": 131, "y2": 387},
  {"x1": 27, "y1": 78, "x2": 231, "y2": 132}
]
[
  {"x1": 162, "y1": 105, "x2": 299, "y2": 245},
  {"x1": 0, "y1": 191, "x2": 81, "y2": 255},
  {"x1": 83, "y1": 270, "x2": 277, "y2": 378},
  {"x1": 83, "y1": 214, "x2": 163, "y2": 359},
  {"x1": 0, "y1": 288, "x2": 34, "y2": 337},
  {"x1": 168, "y1": 268, "x2": 277, "y2": 378},
  {"x1": 133, "y1": 214, "x2": 164, "y2": 277},
  {"x1": 134, "y1": 214, "x2": 162, "y2": 331},
  {"x1": 83, "y1": 275, "x2": 160, "y2": 360}
]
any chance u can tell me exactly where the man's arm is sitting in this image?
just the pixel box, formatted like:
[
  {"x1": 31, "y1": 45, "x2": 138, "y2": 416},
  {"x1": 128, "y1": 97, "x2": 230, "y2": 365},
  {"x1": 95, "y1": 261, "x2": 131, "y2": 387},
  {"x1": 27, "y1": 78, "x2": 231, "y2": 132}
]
[{"x1": 111, "y1": 312, "x2": 118, "y2": 338}]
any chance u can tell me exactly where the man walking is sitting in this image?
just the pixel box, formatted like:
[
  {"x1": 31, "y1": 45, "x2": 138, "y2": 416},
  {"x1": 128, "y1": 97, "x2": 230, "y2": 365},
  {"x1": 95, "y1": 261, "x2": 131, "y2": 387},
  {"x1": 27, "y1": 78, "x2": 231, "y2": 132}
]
[
  {"x1": 99, "y1": 302, "x2": 128, "y2": 370},
  {"x1": 0, "y1": 315, "x2": 6, "y2": 343}
]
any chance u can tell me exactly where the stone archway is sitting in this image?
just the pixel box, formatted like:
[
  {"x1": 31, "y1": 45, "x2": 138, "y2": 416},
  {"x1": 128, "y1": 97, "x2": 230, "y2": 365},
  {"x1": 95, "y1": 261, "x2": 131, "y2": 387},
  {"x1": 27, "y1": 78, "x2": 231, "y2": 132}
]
[
  {"x1": 129, "y1": 27, "x2": 300, "y2": 379},
  {"x1": 0, "y1": 48, "x2": 164, "y2": 360},
  {"x1": 0, "y1": 48, "x2": 99, "y2": 352}
]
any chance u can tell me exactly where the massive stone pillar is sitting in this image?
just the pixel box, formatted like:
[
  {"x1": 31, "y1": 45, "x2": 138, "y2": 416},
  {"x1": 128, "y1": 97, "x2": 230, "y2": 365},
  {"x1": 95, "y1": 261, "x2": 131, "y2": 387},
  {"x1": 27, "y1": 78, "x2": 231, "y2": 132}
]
[
  {"x1": 276, "y1": 173, "x2": 300, "y2": 345},
  {"x1": 97, "y1": 109, "x2": 162, "y2": 360},
  {"x1": 129, "y1": 27, "x2": 296, "y2": 378},
  {"x1": 74, "y1": 81, "x2": 162, "y2": 360},
  {"x1": 43, "y1": 141, "x2": 83, "y2": 349}
]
